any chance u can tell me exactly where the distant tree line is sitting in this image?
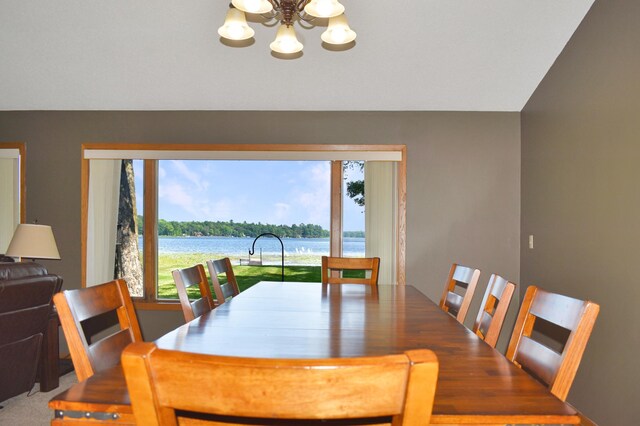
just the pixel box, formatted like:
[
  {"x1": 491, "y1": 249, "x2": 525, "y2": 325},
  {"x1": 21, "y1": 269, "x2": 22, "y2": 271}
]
[
  {"x1": 343, "y1": 231, "x2": 365, "y2": 238},
  {"x1": 138, "y1": 216, "x2": 331, "y2": 238}
]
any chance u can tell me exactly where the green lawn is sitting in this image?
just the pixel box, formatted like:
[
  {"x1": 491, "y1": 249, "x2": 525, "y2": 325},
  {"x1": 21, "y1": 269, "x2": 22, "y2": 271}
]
[
  {"x1": 156, "y1": 253, "x2": 324, "y2": 299},
  {"x1": 155, "y1": 253, "x2": 363, "y2": 299},
  {"x1": 158, "y1": 264, "x2": 323, "y2": 299}
]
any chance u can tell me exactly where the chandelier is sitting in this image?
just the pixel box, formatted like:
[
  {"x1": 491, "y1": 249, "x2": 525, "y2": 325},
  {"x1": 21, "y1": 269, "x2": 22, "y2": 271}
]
[{"x1": 218, "y1": 0, "x2": 356, "y2": 55}]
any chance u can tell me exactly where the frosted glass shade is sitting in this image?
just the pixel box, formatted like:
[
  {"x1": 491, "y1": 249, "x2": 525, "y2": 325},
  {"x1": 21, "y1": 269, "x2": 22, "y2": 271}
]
[
  {"x1": 321, "y1": 14, "x2": 356, "y2": 44},
  {"x1": 304, "y1": 0, "x2": 345, "y2": 18},
  {"x1": 5, "y1": 224, "x2": 60, "y2": 260},
  {"x1": 232, "y1": 0, "x2": 273, "y2": 14},
  {"x1": 270, "y1": 25, "x2": 303, "y2": 54},
  {"x1": 218, "y1": 8, "x2": 255, "y2": 40}
]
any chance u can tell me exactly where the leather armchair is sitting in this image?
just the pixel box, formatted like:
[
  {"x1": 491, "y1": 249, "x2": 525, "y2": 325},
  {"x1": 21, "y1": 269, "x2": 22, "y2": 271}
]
[{"x1": 0, "y1": 262, "x2": 62, "y2": 402}]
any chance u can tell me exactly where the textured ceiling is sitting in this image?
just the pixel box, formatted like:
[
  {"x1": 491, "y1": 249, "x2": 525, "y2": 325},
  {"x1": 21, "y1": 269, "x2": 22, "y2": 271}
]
[{"x1": 0, "y1": 0, "x2": 594, "y2": 111}]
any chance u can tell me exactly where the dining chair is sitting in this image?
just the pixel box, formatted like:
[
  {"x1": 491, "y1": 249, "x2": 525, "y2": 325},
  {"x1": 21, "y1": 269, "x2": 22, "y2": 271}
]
[
  {"x1": 122, "y1": 342, "x2": 439, "y2": 426},
  {"x1": 506, "y1": 285, "x2": 600, "y2": 401},
  {"x1": 321, "y1": 256, "x2": 380, "y2": 287},
  {"x1": 53, "y1": 279, "x2": 142, "y2": 382},
  {"x1": 472, "y1": 273, "x2": 516, "y2": 348},
  {"x1": 206, "y1": 257, "x2": 240, "y2": 305},
  {"x1": 439, "y1": 263, "x2": 481, "y2": 324},
  {"x1": 172, "y1": 264, "x2": 215, "y2": 322}
]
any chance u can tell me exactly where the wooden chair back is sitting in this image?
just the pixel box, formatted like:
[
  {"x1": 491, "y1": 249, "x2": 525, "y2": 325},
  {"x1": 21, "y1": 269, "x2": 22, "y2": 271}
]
[
  {"x1": 53, "y1": 279, "x2": 142, "y2": 382},
  {"x1": 206, "y1": 257, "x2": 240, "y2": 305},
  {"x1": 472, "y1": 274, "x2": 516, "y2": 348},
  {"x1": 506, "y1": 285, "x2": 600, "y2": 401},
  {"x1": 122, "y1": 342, "x2": 439, "y2": 426},
  {"x1": 439, "y1": 263, "x2": 480, "y2": 323},
  {"x1": 321, "y1": 256, "x2": 380, "y2": 287},
  {"x1": 172, "y1": 264, "x2": 215, "y2": 322}
]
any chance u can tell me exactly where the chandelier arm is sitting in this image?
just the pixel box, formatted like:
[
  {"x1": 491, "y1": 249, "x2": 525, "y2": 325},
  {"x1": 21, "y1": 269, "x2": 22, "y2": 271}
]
[
  {"x1": 262, "y1": 18, "x2": 280, "y2": 28},
  {"x1": 296, "y1": 0, "x2": 312, "y2": 11},
  {"x1": 259, "y1": 9, "x2": 279, "y2": 22},
  {"x1": 296, "y1": 0, "x2": 316, "y2": 24},
  {"x1": 297, "y1": 18, "x2": 316, "y2": 29},
  {"x1": 298, "y1": 11, "x2": 316, "y2": 23}
]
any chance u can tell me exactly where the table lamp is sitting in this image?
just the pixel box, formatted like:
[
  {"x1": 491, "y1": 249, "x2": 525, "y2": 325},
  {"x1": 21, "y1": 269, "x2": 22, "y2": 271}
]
[{"x1": 5, "y1": 223, "x2": 61, "y2": 261}]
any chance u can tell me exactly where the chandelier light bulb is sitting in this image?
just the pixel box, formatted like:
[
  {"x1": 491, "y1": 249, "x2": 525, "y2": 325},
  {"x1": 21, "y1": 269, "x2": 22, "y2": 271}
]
[
  {"x1": 218, "y1": 8, "x2": 255, "y2": 40},
  {"x1": 321, "y1": 13, "x2": 356, "y2": 44},
  {"x1": 270, "y1": 24, "x2": 303, "y2": 54},
  {"x1": 232, "y1": 0, "x2": 273, "y2": 14},
  {"x1": 304, "y1": 0, "x2": 345, "y2": 18}
]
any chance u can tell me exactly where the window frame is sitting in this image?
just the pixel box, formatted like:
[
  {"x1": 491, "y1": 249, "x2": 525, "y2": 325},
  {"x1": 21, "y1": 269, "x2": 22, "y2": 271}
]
[{"x1": 81, "y1": 143, "x2": 406, "y2": 310}]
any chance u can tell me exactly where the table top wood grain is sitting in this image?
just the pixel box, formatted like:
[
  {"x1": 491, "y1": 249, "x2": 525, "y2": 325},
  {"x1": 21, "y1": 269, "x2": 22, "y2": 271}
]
[{"x1": 50, "y1": 282, "x2": 580, "y2": 425}]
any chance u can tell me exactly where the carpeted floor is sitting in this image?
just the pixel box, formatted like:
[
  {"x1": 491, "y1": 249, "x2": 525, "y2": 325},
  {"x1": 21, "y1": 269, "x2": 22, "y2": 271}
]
[{"x1": 0, "y1": 372, "x2": 77, "y2": 425}]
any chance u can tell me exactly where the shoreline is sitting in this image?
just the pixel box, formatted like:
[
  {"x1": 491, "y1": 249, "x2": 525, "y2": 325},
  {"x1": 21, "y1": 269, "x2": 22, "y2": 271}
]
[{"x1": 156, "y1": 251, "x2": 364, "y2": 266}]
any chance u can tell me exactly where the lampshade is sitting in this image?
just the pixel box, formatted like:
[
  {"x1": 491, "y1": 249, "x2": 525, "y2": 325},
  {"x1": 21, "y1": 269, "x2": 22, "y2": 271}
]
[
  {"x1": 232, "y1": 0, "x2": 273, "y2": 14},
  {"x1": 5, "y1": 224, "x2": 61, "y2": 260},
  {"x1": 218, "y1": 8, "x2": 255, "y2": 41},
  {"x1": 269, "y1": 25, "x2": 303, "y2": 54},
  {"x1": 304, "y1": 0, "x2": 345, "y2": 18},
  {"x1": 321, "y1": 14, "x2": 356, "y2": 44}
]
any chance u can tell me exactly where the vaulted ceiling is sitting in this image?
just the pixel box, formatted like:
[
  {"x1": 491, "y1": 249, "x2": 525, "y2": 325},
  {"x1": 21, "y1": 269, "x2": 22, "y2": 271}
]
[{"x1": 0, "y1": 0, "x2": 594, "y2": 111}]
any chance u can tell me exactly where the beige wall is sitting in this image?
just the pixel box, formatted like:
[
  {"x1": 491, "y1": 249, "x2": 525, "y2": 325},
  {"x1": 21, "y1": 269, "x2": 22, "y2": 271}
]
[
  {"x1": 521, "y1": 1, "x2": 640, "y2": 424},
  {"x1": 0, "y1": 110, "x2": 520, "y2": 345}
]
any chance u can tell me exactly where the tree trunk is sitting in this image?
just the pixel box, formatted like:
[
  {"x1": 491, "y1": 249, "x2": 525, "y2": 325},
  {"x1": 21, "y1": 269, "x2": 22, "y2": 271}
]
[{"x1": 115, "y1": 160, "x2": 143, "y2": 297}]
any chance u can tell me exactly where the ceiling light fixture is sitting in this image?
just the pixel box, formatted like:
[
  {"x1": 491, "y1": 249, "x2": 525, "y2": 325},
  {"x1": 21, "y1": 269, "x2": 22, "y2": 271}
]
[{"x1": 218, "y1": 0, "x2": 356, "y2": 55}]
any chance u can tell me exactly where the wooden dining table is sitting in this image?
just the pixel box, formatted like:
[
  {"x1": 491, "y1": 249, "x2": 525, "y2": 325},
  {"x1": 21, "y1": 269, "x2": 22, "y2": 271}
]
[{"x1": 49, "y1": 281, "x2": 582, "y2": 425}]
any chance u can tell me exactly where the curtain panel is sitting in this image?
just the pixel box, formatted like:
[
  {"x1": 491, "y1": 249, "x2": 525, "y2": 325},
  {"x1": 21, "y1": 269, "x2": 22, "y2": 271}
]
[
  {"x1": 86, "y1": 160, "x2": 122, "y2": 286},
  {"x1": 365, "y1": 162, "x2": 397, "y2": 284}
]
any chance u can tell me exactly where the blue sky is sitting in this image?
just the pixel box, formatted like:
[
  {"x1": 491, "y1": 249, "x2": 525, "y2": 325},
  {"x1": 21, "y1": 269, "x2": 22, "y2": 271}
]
[{"x1": 134, "y1": 160, "x2": 364, "y2": 231}]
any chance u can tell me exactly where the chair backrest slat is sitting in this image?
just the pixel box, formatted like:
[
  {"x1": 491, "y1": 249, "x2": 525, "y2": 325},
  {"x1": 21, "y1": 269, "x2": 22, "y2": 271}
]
[
  {"x1": 122, "y1": 342, "x2": 439, "y2": 426},
  {"x1": 476, "y1": 311, "x2": 494, "y2": 337},
  {"x1": 529, "y1": 291, "x2": 586, "y2": 331},
  {"x1": 54, "y1": 279, "x2": 142, "y2": 382},
  {"x1": 67, "y1": 282, "x2": 127, "y2": 322},
  {"x1": 321, "y1": 256, "x2": 380, "y2": 287},
  {"x1": 189, "y1": 298, "x2": 213, "y2": 319},
  {"x1": 445, "y1": 291, "x2": 464, "y2": 313},
  {"x1": 206, "y1": 258, "x2": 240, "y2": 305},
  {"x1": 451, "y1": 265, "x2": 477, "y2": 284},
  {"x1": 513, "y1": 335, "x2": 562, "y2": 386},
  {"x1": 472, "y1": 274, "x2": 516, "y2": 348},
  {"x1": 87, "y1": 328, "x2": 136, "y2": 374},
  {"x1": 172, "y1": 264, "x2": 215, "y2": 322},
  {"x1": 439, "y1": 263, "x2": 480, "y2": 324},
  {"x1": 506, "y1": 285, "x2": 599, "y2": 401}
]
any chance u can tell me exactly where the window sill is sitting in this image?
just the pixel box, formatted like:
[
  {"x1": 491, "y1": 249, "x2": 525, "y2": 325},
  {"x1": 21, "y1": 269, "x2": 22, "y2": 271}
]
[{"x1": 133, "y1": 300, "x2": 182, "y2": 311}]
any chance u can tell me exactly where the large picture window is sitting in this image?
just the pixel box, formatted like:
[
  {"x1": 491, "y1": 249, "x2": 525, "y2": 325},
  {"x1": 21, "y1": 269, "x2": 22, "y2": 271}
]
[{"x1": 82, "y1": 144, "x2": 406, "y2": 309}]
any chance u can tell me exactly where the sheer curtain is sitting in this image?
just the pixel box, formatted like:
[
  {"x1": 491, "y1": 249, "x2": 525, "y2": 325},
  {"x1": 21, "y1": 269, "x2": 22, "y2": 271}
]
[
  {"x1": 0, "y1": 153, "x2": 19, "y2": 253},
  {"x1": 86, "y1": 160, "x2": 122, "y2": 286},
  {"x1": 364, "y1": 161, "x2": 397, "y2": 284}
]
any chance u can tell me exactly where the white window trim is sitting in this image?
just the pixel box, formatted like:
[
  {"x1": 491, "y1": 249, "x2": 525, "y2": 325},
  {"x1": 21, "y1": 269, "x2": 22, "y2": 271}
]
[{"x1": 84, "y1": 149, "x2": 402, "y2": 162}]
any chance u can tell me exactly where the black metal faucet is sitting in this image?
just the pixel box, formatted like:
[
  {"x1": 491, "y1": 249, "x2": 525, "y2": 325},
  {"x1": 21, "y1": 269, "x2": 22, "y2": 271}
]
[{"x1": 249, "y1": 233, "x2": 284, "y2": 281}]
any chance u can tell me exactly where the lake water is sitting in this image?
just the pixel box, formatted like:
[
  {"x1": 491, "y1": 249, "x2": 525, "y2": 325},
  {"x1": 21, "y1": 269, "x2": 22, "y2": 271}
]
[{"x1": 142, "y1": 236, "x2": 365, "y2": 265}]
